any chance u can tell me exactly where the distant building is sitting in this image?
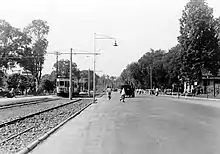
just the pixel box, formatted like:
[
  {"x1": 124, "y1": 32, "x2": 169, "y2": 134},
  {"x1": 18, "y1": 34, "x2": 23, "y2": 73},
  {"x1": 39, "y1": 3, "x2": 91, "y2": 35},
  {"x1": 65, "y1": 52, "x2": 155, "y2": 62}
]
[
  {"x1": 6, "y1": 65, "x2": 32, "y2": 77},
  {"x1": 201, "y1": 73, "x2": 220, "y2": 95},
  {"x1": 184, "y1": 69, "x2": 220, "y2": 95},
  {"x1": 182, "y1": 68, "x2": 220, "y2": 95}
]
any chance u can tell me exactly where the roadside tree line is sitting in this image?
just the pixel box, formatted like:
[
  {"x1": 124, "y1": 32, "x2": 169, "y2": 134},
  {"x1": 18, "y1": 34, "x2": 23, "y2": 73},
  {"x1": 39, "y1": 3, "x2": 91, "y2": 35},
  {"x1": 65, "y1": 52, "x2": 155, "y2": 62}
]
[
  {"x1": 0, "y1": 19, "x2": 117, "y2": 94},
  {"x1": 0, "y1": 19, "x2": 49, "y2": 93},
  {"x1": 120, "y1": 0, "x2": 220, "y2": 91},
  {"x1": 1, "y1": 57, "x2": 118, "y2": 95}
]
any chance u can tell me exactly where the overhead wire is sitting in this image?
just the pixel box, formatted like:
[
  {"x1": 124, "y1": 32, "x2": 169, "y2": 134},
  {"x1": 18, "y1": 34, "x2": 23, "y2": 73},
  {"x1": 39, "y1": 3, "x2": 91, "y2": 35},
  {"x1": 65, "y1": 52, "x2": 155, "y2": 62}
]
[{"x1": 0, "y1": 48, "x2": 97, "y2": 59}]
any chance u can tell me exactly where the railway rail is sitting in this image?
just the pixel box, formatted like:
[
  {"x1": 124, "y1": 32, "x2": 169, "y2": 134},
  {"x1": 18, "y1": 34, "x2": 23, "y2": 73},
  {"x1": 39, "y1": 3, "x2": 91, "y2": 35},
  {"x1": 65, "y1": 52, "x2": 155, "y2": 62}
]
[
  {"x1": 0, "y1": 98, "x2": 92, "y2": 154},
  {"x1": 0, "y1": 99, "x2": 81, "y2": 128},
  {"x1": 0, "y1": 97, "x2": 60, "y2": 110}
]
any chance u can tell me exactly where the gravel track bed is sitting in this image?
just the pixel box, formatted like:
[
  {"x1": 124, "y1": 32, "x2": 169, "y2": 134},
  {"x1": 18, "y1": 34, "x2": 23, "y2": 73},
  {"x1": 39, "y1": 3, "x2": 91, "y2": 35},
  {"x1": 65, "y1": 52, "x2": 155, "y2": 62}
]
[
  {"x1": 0, "y1": 99, "x2": 92, "y2": 154},
  {"x1": 0, "y1": 99, "x2": 77, "y2": 124},
  {"x1": 0, "y1": 97, "x2": 52, "y2": 106},
  {"x1": 0, "y1": 98, "x2": 58, "y2": 109}
]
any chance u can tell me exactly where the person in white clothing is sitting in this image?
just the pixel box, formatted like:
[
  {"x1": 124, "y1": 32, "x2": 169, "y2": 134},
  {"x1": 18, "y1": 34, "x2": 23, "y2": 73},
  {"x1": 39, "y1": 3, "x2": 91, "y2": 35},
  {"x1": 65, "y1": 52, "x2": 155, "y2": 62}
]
[
  {"x1": 106, "y1": 86, "x2": 112, "y2": 100},
  {"x1": 120, "y1": 88, "x2": 126, "y2": 102}
]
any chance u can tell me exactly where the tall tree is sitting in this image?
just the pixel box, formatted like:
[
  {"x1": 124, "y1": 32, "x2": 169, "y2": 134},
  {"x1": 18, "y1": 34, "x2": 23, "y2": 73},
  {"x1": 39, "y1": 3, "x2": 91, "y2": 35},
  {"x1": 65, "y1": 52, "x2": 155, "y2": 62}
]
[
  {"x1": 7, "y1": 73, "x2": 29, "y2": 94},
  {"x1": 53, "y1": 59, "x2": 79, "y2": 79},
  {"x1": 40, "y1": 74, "x2": 55, "y2": 93},
  {"x1": 126, "y1": 62, "x2": 144, "y2": 88},
  {"x1": 163, "y1": 44, "x2": 182, "y2": 87},
  {"x1": 178, "y1": 0, "x2": 220, "y2": 83},
  {"x1": 0, "y1": 20, "x2": 31, "y2": 69},
  {"x1": 138, "y1": 49, "x2": 167, "y2": 88},
  {"x1": 19, "y1": 20, "x2": 49, "y2": 92},
  {"x1": 0, "y1": 70, "x2": 7, "y2": 87},
  {"x1": 120, "y1": 69, "x2": 132, "y2": 85}
]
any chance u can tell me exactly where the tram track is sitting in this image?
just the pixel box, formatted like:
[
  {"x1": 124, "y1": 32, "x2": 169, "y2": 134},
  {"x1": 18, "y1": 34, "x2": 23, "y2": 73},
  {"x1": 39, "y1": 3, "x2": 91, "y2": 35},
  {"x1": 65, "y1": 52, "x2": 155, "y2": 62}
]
[
  {"x1": 0, "y1": 97, "x2": 60, "y2": 110},
  {"x1": 0, "y1": 98, "x2": 92, "y2": 154},
  {"x1": 0, "y1": 99, "x2": 81, "y2": 128},
  {"x1": 0, "y1": 98, "x2": 71, "y2": 125}
]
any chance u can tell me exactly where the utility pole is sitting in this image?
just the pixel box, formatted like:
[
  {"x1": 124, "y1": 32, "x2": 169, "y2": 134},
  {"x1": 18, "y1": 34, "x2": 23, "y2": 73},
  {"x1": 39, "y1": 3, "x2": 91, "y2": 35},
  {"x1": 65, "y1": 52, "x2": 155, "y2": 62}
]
[
  {"x1": 88, "y1": 69, "x2": 90, "y2": 97},
  {"x1": 93, "y1": 55, "x2": 96, "y2": 102},
  {"x1": 214, "y1": 76, "x2": 215, "y2": 97},
  {"x1": 69, "y1": 48, "x2": 73, "y2": 100},
  {"x1": 56, "y1": 52, "x2": 59, "y2": 78},
  {"x1": 93, "y1": 33, "x2": 96, "y2": 103},
  {"x1": 150, "y1": 66, "x2": 153, "y2": 89}
]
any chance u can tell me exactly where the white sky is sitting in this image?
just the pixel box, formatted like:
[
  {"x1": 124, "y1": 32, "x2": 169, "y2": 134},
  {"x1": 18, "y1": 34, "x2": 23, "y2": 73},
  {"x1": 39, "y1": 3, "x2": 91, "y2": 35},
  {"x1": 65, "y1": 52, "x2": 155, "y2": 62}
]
[{"x1": 1, "y1": 0, "x2": 220, "y2": 77}]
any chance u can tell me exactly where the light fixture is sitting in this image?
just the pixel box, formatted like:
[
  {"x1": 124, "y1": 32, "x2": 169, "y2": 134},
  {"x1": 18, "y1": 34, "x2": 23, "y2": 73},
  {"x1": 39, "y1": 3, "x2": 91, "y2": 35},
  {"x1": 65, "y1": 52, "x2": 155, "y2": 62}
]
[{"x1": 114, "y1": 40, "x2": 118, "y2": 47}]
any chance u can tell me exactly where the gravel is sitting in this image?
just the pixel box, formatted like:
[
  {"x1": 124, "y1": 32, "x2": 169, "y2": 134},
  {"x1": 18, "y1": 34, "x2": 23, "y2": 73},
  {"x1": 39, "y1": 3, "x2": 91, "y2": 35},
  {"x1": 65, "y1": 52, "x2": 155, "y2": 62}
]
[
  {"x1": 0, "y1": 99, "x2": 77, "y2": 124},
  {"x1": 0, "y1": 97, "x2": 50, "y2": 106},
  {"x1": 0, "y1": 99, "x2": 92, "y2": 154}
]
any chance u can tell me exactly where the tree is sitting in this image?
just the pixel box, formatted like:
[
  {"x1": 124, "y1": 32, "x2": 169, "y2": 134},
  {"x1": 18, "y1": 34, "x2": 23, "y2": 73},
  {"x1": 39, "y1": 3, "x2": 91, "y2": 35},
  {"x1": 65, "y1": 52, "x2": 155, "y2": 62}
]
[
  {"x1": 19, "y1": 20, "x2": 49, "y2": 92},
  {"x1": 7, "y1": 74, "x2": 20, "y2": 89},
  {"x1": 109, "y1": 76, "x2": 117, "y2": 88},
  {"x1": 53, "y1": 59, "x2": 79, "y2": 79},
  {"x1": 50, "y1": 70, "x2": 57, "y2": 83},
  {"x1": 40, "y1": 74, "x2": 55, "y2": 93},
  {"x1": 0, "y1": 70, "x2": 7, "y2": 87},
  {"x1": 125, "y1": 63, "x2": 144, "y2": 88},
  {"x1": 137, "y1": 49, "x2": 167, "y2": 88},
  {"x1": 6, "y1": 73, "x2": 29, "y2": 94},
  {"x1": 18, "y1": 75, "x2": 29, "y2": 94},
  {"x1": 178, "y1": 0, "x2": 220, "y2": 83},
  {"x1": 41, "y1": 79, "x2": 55, "y2": 93},
  {"x1": 0, "y1": 20, "x2": 31, "y2": 69},
  {"x1": 79, "y1": 70, "x2": 91, "y2": 90},
  {"x1": 97, "y1": 75, "x2": 116, "y2": 90},
  {"x1": 163, "y1": 44, "x2": 182, "y2": 87},
  {"x1": 120, "y1": 69, "x2": 132, "y2": 85}
]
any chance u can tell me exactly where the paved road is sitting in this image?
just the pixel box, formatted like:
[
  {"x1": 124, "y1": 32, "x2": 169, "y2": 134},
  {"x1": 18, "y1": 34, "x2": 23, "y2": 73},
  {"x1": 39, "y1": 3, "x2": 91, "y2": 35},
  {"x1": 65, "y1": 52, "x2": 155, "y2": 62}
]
[{"x1": 29, "y1": 92, "x2": 220, "y2": 154}]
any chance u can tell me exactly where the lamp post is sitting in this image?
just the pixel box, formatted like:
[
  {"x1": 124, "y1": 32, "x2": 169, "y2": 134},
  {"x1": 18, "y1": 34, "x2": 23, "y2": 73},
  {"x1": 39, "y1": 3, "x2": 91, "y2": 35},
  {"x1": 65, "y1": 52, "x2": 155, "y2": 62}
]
[{"x1": 93, "y1": 33, "x2": 118, "y2": 103}]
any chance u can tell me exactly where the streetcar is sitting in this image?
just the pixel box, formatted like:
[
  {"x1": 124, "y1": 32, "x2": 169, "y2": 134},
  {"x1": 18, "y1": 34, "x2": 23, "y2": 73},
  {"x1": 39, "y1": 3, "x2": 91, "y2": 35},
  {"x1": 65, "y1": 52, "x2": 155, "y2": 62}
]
[{"x1": 56, "y1": 77, "x2": 80, "y2": 97}]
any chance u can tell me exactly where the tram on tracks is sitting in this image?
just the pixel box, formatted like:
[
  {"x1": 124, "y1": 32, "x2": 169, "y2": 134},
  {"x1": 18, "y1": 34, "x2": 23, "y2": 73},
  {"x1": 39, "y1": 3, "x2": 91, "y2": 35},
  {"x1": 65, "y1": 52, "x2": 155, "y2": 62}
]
[{"x1": 56, "y1": 77, "x2": 80, "y2": 97}]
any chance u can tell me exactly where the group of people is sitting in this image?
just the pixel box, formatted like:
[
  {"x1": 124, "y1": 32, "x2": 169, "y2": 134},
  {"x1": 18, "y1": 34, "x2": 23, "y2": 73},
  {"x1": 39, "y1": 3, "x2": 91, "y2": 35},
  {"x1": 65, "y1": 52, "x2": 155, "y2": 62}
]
[{"x1": 106, "y1": 86, "x2": 126, "y2": 102}]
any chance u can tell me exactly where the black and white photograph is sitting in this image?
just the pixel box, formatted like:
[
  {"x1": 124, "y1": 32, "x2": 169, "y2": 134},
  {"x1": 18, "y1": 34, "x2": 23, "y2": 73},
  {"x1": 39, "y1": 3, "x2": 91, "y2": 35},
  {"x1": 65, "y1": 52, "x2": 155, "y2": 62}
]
[{"x1": 0, "y1": 0, "x2": 220, "y2": 153}]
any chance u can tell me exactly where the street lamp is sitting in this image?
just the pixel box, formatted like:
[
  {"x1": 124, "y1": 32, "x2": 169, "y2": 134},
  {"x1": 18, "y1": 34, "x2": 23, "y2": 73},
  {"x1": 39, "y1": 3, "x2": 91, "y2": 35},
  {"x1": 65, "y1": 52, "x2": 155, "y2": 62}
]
[
  {"x1": 93, "y1": 33, "x2": 118, "y2": 103},
  {"x1": 114, "y1": 40, "x2": 118, "y2": 47}
]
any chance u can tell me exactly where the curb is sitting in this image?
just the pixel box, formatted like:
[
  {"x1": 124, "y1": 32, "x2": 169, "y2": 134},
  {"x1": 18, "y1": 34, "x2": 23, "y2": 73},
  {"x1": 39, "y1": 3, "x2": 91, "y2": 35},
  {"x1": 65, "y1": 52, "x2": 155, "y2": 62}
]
[
  {"x1": 156, "y1": 94, "x2": 220, "y2": 101},
  {"x1": 16, "y1": 100, "x2": 93, "y2": 154}
]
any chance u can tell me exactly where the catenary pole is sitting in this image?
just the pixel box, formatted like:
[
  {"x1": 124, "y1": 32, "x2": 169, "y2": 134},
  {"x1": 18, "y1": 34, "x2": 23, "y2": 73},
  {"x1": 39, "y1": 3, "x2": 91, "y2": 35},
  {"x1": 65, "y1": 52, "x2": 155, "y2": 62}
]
[
  {"x1": 88, "y1": 68, "x2": 90, "y2": 97},
  {"x1": 93, "y1": 33, "x2": 96, "y2": 103},
  {"x1": 69, "y1": 48, "x2": 73, "y2": 100}
]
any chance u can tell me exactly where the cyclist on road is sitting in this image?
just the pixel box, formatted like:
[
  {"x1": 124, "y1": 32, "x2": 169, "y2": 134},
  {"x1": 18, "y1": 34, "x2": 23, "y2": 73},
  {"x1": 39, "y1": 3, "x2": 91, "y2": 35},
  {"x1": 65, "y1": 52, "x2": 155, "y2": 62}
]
[
  {"x1": 120, "y1": 88, "x2": 126, "y2": 102},
  {"x1": 106, "y1": 86, "x2": 112, "y2": 100}
]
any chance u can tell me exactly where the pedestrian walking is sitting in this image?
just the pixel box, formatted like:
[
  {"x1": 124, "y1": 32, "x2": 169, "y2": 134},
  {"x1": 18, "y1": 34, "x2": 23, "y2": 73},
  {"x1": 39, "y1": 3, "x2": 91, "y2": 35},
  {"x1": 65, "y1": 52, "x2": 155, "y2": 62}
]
[
  {"x1": 9, "y1": 88, "x2": 16, "y2": 98},
  {"x1": 155, "y1": 88, "x2": 159, "y2": 96},
  {"x1": 120, "y1": 88, "x2": 125, "y2": 102}
]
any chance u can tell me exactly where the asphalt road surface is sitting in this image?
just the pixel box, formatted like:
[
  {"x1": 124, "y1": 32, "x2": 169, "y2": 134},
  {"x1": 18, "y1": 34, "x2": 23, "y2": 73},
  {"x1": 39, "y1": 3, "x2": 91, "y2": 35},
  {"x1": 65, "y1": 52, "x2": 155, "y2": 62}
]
[{"x1": 29, "y1": 92, "x2": 220, "y2": 154}]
